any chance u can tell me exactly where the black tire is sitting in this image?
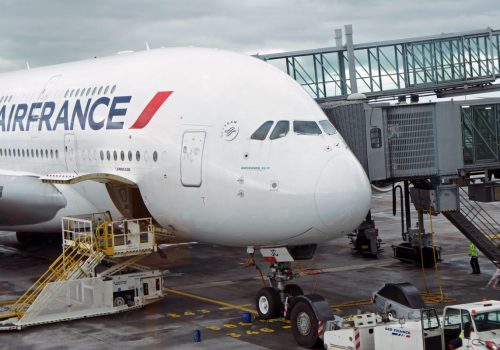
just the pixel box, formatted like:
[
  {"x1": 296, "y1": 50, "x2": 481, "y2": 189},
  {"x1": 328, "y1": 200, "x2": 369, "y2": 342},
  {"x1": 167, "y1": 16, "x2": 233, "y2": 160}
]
[
  {"x1": 113, "y1": 296, "x2": 126, "y2": 307},
  {"x1": 285, "y1": 284, "x2": 304, "y2": 297},
  {"x1": 256, "y1": 287, "x2": 282, "y2": 319},
  {"x1": 290, "y1": 300, "x2": 323, "y2": 349}
]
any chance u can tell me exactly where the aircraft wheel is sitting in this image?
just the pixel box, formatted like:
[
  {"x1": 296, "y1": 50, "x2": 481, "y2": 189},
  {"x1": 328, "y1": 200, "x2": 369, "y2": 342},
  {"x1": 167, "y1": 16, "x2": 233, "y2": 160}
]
[
  {"x1": 256, "y1": 287, "x2": 282, "y2": 319},
  {"x1": 290, "y1": 300, "x2": 323, "y2": 348},
  {"x1": 113, "y1": 296, "x2": 126, "y2": 307}
]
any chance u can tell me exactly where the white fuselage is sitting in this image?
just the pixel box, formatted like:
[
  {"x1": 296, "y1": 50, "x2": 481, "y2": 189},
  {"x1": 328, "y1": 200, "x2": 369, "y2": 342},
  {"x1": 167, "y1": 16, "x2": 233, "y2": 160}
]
[{"x1": 0, "y1": 47, "x2": 371, "y2": 247}]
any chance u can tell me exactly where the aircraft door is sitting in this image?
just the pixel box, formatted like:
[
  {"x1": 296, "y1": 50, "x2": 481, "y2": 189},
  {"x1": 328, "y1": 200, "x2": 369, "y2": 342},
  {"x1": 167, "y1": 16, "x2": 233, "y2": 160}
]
[
  {"x1": 180, "y1": 131, "x2": 206, "y2": 187},
  {"x1": 64, "y1": 133, "x2": 78, "y2": 173}
]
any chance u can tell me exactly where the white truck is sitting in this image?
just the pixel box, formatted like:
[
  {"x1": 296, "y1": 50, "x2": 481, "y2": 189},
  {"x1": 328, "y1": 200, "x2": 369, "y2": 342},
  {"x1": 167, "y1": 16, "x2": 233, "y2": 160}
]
[
  {"x1": 288, "y1": 282, "x2": 500, "y2": 349},
  {"x1": 321, "y1": 300, "x2": 500, "y2": 350}
]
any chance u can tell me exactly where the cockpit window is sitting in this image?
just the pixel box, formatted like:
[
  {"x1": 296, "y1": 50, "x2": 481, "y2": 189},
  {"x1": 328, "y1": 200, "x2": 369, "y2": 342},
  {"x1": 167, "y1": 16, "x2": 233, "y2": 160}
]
[
  {"x1": 270, "y1": 120, "x2": 290, "y2": 140},
  {"x1": 319, "y1": 120, "x2": 337, "y2": 135},
  {"x1": 251, "y1": 121, "x2": 274, "y2": 140},
  {"x1": 293, "y1": 121, "x2": 322, "y2": 135}
]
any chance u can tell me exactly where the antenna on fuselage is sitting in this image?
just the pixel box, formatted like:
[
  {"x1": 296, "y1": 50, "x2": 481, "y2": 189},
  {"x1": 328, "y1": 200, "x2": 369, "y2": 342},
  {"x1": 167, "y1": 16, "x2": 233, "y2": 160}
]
[
  {"x1": 145, "y1": 42, "x2": 150, "y2": 51},
  {"x1": 26, "y1": 61, "x2": 30, "y2": 70}
]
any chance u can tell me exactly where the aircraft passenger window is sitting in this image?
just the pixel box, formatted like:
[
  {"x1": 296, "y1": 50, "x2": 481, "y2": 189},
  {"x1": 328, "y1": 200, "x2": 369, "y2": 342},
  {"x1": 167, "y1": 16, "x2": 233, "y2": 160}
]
[
  {"x1": 92, "y1": 87, "x2": 97, "y2": 95},
  {"x1": 120, "y1": 151, "x2": 125, "y2": 161},
  {"x1": 269, "y1": 121, "x2": 290, "y2": 140},
  {"x1": 31, "y1": 149, "x2": 34, "y2": 158},
  {"x1": 36, "y1": 149, "x2": 39, "y2": 158},
  {"x1": 251, "y1": 121, "x2": 274, "y2": 140},
  {"x1": 105, "y1": 150, "x2": 110, "y2": 161},
  {"x1": 75, "y1": 88, "x2": 80, "y2": 96},
  {"x1": 9, "y1": 96, "x2": 12, "y2": 102},
  {"x1": 50, "y1": 150, "x2": 54, "y2": 159},
  {"x1": 100, "y1": 150, "x2": 104, "y2": 160},
  {"x1": 319, "y1": 120, "x2": 338, "y2": 135},
  {"x1": 153, "y1": 151, "x2": 158, "y2": 162},
  {"x1": 17, "y1": 149, "x2": 20, "y2": 157},
  {"x1": 0, "y1": 149, "x2": 2, "y2": 156},
  {"x1": 64, "y1": 90, "x2": 69, "y2": 98},
  {"x1": 104, "y1": 86, "x2": 109, "y2": 94},
  {"x1": 45, "y1": 150, "x2": 48, "y2": 158},
  {"x1": 8, "y1": 149, "x2": 11, "y2": 157},
  {"x1": 128, "y1": 151, "x2": 132, "y2": 161},
  {"x1": 136, "y1": 151, "x2": 140, "y2": 161},
  {"x1": 86, "y1": 88, "x2": 91, "y2": 96},
  {"x1": 113, "y1": 150, "x2": 117, "y2": 161},
  {"x1": 98, "y1": 86, "x2": 103, "y2": 95},
  {"x1": 21, "y1": 149, "x2": 25, "y2": 157},
  {"x1": 55, "y1": 150, "x2": 58, "y2": 159},
  {"x1": 110, "y1": 85, "x2": 116, "y2": 94},
  {"x1": 293, "y1": 121, "x2": 322, "y2": 135}
]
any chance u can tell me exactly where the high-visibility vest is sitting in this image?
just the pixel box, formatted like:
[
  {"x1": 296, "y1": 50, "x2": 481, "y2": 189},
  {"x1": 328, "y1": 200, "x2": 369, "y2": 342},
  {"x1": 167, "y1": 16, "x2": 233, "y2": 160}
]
[{"x1": 470, "y1": 244, "x2": 478, "y2": 257}]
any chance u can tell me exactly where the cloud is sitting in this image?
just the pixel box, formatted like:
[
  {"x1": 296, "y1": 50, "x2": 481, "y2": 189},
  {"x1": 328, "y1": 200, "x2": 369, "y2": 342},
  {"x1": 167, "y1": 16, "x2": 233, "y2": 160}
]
[{"x1": 0, "y1": 0, "x2": 499, "y2": 72}]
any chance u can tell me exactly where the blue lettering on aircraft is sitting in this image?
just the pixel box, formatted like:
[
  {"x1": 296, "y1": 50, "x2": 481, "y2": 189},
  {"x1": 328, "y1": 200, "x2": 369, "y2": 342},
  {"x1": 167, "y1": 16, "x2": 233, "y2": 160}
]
[{"x1": 0, "y1": 96, "x2": 132, "y2": 132}]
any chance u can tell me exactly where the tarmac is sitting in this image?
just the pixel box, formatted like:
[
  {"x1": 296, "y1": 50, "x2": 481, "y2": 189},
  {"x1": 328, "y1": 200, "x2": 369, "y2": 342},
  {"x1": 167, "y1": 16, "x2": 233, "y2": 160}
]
[{"x1": 1, "y1": 191, "x2": 500, "y2": 349}]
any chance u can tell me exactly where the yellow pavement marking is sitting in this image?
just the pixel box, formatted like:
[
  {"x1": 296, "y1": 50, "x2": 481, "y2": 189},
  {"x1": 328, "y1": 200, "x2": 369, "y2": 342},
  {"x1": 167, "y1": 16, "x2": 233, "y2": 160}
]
[
  {"x1": 226, "y1": 332, "x2": 241, "y2": 338},
  {"x1": 165, "y1": 288, "x2": 258, "y2": 315},
  {"x1": 219, "y1": 303, "x2": 251, "y2": 310},
  {"x1": 166, "y1": 313, "x2": 181, "y2": 318},
  {"x1": 207, "y1": 325, "x2": 221, "y2": 331},
  {"x1": 224, "y1": 324, "x2": 237, "y2": 328},
  {"x1": 246, "y1": 330, "x2": 260, "y2": 335},
  {"x1": 260, "y1": 327, "x2": 275, "y2": 333},
  {"x1": 183, "y1": 311, "x2": 196, "y2": 316}
]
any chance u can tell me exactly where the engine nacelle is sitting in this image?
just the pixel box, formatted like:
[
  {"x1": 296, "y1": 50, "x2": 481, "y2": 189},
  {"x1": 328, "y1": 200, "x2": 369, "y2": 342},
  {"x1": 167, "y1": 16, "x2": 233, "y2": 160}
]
[{"x1": 0, "y1": 175, "x2": 67, "y2": 226}]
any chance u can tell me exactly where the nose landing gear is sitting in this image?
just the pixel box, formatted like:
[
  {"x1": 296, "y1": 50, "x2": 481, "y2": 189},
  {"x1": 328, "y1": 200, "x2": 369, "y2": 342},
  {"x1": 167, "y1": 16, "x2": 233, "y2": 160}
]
[{"x1": 249, "y1": 245, "x2": 315, "y2": 320}]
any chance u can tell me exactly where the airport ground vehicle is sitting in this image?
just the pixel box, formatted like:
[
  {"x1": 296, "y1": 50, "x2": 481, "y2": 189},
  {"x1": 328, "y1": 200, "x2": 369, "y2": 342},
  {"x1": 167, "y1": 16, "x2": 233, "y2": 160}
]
[
  {"x1": 0, "y1": 215, "x2": 164, "y2": 330},
  {"x1": 289, "y1": 282, "x2": 500, "y2": 349}
]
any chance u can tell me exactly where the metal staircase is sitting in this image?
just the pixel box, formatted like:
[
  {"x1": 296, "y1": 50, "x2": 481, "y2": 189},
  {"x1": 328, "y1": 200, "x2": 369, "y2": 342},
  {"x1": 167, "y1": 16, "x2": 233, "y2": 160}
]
[
  {"x1": 0, "y1": 214, "x2": 158, "y2": 328},
  {"x1": 443, "y1": 187, "x2": 500, "y2": 268},
  {"x1": 9, "y1": 232, "x2": 104, "y2": 319}
]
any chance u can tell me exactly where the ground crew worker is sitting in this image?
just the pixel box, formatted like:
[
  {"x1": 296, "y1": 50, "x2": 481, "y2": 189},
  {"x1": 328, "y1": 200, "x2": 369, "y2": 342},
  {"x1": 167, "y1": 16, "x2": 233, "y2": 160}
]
[{"x1": 469, "y1": 243, "x2": 480, "y2": 274}]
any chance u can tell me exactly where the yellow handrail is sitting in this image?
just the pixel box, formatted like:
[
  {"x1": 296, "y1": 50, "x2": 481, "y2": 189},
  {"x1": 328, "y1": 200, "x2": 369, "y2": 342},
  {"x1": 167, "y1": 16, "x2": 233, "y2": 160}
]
[{"x1": 12, "y1": 233, "x2": 100, "y2": 318}]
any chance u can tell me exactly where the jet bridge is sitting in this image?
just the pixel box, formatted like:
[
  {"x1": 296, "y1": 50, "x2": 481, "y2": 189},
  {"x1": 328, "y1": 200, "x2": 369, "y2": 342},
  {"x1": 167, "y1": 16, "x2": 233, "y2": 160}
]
[
  {"x1": 323, "y1": 99, "x2": 500, "y2": 268},
  {"x1": 259, "y1": 27, "x2": 500, "y2": 101}
]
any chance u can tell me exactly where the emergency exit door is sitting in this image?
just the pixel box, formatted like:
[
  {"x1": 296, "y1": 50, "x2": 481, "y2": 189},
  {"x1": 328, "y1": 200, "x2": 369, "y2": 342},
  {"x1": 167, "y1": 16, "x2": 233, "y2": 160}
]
[{"x1": 180, "y1": 131, "x2": 206, "y2": 187}]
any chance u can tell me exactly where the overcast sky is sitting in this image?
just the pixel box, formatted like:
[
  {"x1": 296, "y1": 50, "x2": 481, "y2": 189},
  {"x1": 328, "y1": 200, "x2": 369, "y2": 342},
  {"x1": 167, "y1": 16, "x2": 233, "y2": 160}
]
[{"x1": 0, "y1": 0, "x2": 498, "y2": 73}]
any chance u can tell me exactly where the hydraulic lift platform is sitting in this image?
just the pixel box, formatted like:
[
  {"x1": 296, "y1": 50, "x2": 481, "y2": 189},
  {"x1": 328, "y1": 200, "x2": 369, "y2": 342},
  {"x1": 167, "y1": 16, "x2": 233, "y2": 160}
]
[{"x1": 0, "y1": 213, "x2": 164, "y2": 330}]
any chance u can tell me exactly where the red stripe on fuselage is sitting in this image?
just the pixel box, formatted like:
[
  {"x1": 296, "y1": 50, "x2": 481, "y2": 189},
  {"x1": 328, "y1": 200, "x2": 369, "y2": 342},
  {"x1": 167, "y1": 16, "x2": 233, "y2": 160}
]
[{"x1": 129, "y1": 91, "x2": 173, "y2": 129}]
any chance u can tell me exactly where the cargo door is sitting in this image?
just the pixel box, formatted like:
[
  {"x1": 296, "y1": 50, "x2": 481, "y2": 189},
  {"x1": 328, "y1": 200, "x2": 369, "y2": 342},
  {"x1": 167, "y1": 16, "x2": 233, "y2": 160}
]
[
  {"x1": 180, "y1": 131, "x2": 206, "y2": 187},
  {"x1": 64, "y1": 133, "x2": 77, "y2": 173}
]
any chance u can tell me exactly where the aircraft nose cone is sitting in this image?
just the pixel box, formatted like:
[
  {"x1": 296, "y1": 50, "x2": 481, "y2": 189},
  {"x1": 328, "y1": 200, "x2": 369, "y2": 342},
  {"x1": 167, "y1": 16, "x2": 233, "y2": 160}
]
[{"x1": 315, "y1": 153, "x2": 371, "y2": 234}]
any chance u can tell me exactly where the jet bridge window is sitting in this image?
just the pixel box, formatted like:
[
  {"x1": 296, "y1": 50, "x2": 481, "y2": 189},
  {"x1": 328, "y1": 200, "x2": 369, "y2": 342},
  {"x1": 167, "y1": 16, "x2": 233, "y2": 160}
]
[
  {"x1": 319, "y1": 120, "x2": 337, "y2": 135},
  {"x1": 293, "y1": 121, "x2": 322, "y2": 135},
  {"x1": 251, "y1": 121, "x2": 274, "y2": 140},
  {"x1": 269, "y1": 121, "x2": 290, "y2": 140}
]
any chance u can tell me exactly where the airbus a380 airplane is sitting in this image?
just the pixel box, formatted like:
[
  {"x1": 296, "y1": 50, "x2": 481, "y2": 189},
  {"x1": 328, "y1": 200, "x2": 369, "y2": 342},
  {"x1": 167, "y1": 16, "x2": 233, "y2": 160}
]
[{"x1": 0, "y1": 47, "x2": 371, "y2": 319}]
